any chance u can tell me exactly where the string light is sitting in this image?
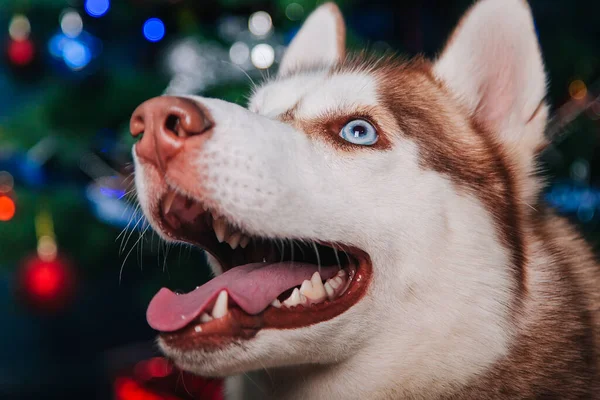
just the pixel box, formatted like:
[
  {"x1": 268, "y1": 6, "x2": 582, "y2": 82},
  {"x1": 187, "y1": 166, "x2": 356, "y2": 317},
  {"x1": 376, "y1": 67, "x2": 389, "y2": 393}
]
[
  {"x1": 85, "y1": 0, "x2": 110, "y2": 18},
  {"x1": 249, "y1": 11, "x2": 272, "y2": 37},
  {"x1": 285, "y1": 3, "x2": 304, "y2": 21},
  {"x1": 143, "y1": 18, "x2": 166, "y2": 42},
  {"x1": 0, "y1": 196, "x2": 16, "y2": 221},
  {"x1": 229, "y1": 41, "x2": 250, "y2": 65},
  {"x1": 251, "y1": 43, "x2": 275, "y2": 69},
  {"x1": 9, "y1": 15, "x2": 31, "y2": 41},
  {"x1": 7, "y1": 39, "x2": 35, "y2": 66},
  {"x1": 569, "y1": 80, "x2": 587, "y2": 100},
  {"x1": 60, "y1": 9, "x2": 83, "y2": 38},
  {"x1": 62, "y1": 39, "x2": 92, "y2": 70},
  {"x1": 0, "y1": 172, "x2": 14, "y2": 193}
]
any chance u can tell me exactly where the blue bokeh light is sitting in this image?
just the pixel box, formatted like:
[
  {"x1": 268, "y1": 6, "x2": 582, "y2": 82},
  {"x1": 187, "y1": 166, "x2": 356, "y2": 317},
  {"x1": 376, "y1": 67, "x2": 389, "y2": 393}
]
[
  {"x1": 143, "y1": 18, "x2": 165, "y2": 42},
  {"x1": 85, "y1": 0, "x2": 110, "y2": 18},
  {"x1": 63, "y1": 40, "x2": 92, "y2": 70}
]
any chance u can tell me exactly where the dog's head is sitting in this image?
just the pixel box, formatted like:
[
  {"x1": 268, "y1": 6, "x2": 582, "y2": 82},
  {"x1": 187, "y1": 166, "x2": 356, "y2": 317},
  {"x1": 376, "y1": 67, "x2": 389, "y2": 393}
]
[{"x1": 132, "y1": 0, "x2": 547, "y2": 393}]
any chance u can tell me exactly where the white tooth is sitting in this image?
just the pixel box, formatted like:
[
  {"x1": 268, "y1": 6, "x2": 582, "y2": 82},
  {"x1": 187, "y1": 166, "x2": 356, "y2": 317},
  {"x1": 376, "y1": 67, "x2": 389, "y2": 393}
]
[
  {"x1": 212, "y1": 290, "x2": 228, "y2": 319},
  {"x1": 324, "y1": 281, "x2": 336, "y2": 301},
  {"x1": 194, "y1": 325, "x2": 203, "y2": 333},
  {"x1": 163, "y1": 190, "x2": 177, "y2": 214},
  {"x1": 240, "y1": 236, "x2": 250, "y2": 248},
  {"x1": 283, "y1": 288, "x2": 306, "y2": 308},
  {"x1": 336, "y1": 269, "x2": 347, "y2": 278},
  {"x1": 299, "y1": 279, "x2": 313, "y2": 294},
  {"x1": 329, "y1": 276, "x2": 343, "y2": 290},
  {"x1": 227, "y1": 231, "x2": 242, "y2": 249},
  {"x1": 311, "y1": 272, "x2": 326, "y2": 295},
  {"x1": 299, "y1": 272, "x2": 327, "y2": 303},
  {"x1": 271, "y1": 299, "x2": 282, "y2": 308},
  {"x1": 213, "y1": 217, "x2": 227, "y2": 243},
  {"x1": 200, "y1": 313, "x2": 213, "y2": 323}
]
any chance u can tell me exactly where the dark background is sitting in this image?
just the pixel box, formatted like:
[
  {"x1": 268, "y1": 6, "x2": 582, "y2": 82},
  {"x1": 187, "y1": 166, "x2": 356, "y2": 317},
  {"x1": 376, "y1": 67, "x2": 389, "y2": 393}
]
[{"x1": 0, "y1": 0, "x2": 599, "y2": 398}]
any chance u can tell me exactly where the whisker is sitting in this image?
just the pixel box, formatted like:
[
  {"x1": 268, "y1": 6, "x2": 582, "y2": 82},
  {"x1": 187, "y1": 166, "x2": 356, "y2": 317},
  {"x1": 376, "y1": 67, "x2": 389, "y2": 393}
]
[
  {"x1": 311, "y1": 241, "x2": 322, "y2": 274},
  {"x1": 333, "y1": 245, "x2": 342, "y2": 271},
  {"x1": 120, "y1": 225, "x2": 150, "y2": 283}
]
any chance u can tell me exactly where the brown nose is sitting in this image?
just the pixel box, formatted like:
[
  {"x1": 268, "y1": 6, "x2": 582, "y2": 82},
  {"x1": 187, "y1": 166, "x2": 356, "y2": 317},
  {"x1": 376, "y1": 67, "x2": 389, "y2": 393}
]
[{"x1": 130, "y1": 96, "x2": 213, "y2": 171}]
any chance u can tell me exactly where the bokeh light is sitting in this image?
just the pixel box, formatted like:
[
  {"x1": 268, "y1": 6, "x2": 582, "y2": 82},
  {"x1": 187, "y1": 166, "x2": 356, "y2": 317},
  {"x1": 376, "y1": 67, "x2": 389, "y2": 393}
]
[
  {"x1": 9, "y1": 15, "x2": 31, "y2": 41},
  {"x1": 251, "y1": 43, "x2": 275, "y2": 69},
  {"x1": 143, "y1": 18, "x2": 166, "y2": 42},
  {"x1": 570, "y1": 158, "x2": 590, "y2": 182},
  {"x1": 0, "y1": 196, "x2": 16, "y2": 221},
  {"x1": 569, "y1": 79, "x2": 587, "y2": 100},
  {"x1": 37, "y1": 235, "x2": 58, "y2": 262},
  {"x1": 249, "y1": 11, "x2": 272, "y2": 37},
  {"x1": 285, "y1": 3, "x2": 304, "y2": 21},
  {"x1": 229, "y1": 41, "x2": 250, "y2": 65},
  {"x1": 84, "y1": 0, "x2": 110, "y2": 18},
  {"x1": 7, "y1": 39, "x2": 35, "y2": 66},
  {"x1": 60, "y1": 9, "x2": 83, "y2": 38},
  {"x1": 62, "y1": 39, "x2": 92, "y2": 70},
  {"x1": 0, "y1": 172, "x2": 14, "y2": 194}
]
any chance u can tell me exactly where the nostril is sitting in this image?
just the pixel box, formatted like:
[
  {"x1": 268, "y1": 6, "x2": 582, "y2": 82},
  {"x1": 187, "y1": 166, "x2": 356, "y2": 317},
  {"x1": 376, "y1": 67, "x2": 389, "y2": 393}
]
[
  {"x1": 165, "y1": 114, "x2": 183, "y2": 138},
  {"x1": 130, "y1": 115, "x2": 145, "y2": 138}
]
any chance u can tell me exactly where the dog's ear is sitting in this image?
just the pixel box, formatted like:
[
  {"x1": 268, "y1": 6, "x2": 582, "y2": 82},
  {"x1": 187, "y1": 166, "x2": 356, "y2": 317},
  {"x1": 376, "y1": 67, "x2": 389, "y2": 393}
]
[
  {"x1": 278, "y1": 3, "x2": 346, "y2": 77},
  {"x1": 434, "y1": 0, "x2": 548, "y2": 152}
]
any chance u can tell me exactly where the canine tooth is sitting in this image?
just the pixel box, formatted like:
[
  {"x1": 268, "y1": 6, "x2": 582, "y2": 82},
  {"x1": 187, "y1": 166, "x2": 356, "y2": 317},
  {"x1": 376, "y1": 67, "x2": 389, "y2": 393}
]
[
  {"x1": 299, "y1": 279, "x2": 313, "y2": 294},
  {"x1": 271, "y1": 299, "x2": 282, "y2": 308},
  {"x1": 324, "y1": 281, "x2": 336, "y2": 301},
  {"x1": 240, "y1": 236, "x2": 250, "y2": 248},
  {"x1": 283, "y1": 288, "x2": 306, "y2": 308},
  {"x1": 163, "y1": 190, "x2": 177, "y2": 214},
  {"x1": 200, "y1": 313, "x2": 213, "y2": 323},
  {"x1": 212, "y1": 290, "x2": 228, "y2": 319},
  {"x1": 213, "y1": 217, "x2": 227, "y2": 243},
  {"x1": 227, "y1": 231, "x2": 242, "y2": 249}
]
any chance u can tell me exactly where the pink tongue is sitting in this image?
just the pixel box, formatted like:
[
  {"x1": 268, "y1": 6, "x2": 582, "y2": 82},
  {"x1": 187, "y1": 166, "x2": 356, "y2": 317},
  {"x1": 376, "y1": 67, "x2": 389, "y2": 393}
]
[{"x1": 147, "y1": 262, "x2": 339, "y2": 332}]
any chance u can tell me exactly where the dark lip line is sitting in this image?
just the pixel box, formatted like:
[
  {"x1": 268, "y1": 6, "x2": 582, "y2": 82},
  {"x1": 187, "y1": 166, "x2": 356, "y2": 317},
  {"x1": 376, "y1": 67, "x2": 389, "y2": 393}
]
[{"x1": 159, "y1": 249, "x2": 372, "y2": 350}]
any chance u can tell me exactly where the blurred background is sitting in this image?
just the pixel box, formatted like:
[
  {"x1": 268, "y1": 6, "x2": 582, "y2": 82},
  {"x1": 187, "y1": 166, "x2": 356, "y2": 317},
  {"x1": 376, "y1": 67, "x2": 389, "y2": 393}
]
[{"x1": 0, "y1": 0, "x2": 598, "y2": 398}]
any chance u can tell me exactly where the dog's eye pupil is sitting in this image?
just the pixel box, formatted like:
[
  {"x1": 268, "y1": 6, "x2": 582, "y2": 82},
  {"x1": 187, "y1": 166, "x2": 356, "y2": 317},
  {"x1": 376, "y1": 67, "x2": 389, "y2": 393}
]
[
  {"x1": 352, "y1": 126, "x2": 367, "y2": 138},
  {"x1": 339, "y1": 119, "x2": 378, "y2": 146}
]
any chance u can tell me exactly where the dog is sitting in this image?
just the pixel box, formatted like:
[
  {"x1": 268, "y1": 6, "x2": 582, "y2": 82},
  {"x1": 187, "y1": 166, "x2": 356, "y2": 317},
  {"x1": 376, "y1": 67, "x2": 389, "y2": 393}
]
[{"x1": 130, "y1": 0, "x2": 600, "y2": 398}]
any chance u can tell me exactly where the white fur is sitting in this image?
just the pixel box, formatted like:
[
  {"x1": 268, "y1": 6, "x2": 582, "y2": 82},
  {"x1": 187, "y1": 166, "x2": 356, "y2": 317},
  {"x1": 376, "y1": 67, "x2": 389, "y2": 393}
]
[
  {"x1": 434, "y1": 0, "x2": 547, "y2": 151},
  {"x1": 132, "y1": 1, "x2": 549, "y2": 398},
  {"x1": 279, "y1": 3, "x2": 344, "y2": 76},
  {"x1": 251, "y1": 72, "x2": 379, "y2": 121},
  {"x1": 144, "y1": 89, "x2": 513, "y2": 398}
]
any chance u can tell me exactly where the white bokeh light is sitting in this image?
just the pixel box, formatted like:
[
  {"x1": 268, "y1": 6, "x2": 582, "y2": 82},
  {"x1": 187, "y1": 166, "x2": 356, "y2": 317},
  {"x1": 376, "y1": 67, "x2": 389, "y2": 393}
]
[
  {"x1": 251, "y1": 43, "x2": 275, "y2": 69},
  {"x1": 9, "y1": 15, "x2": 31, "y2": 41},
  {"x1": 229, "y1": 41, "x2": 250, "y2": 65},
  {"x1": 248, "y1": 11, "x2": 272, "y2": 37},
  {"x1": 60, "y1": 9, "x2": 83, "y2": 38}
]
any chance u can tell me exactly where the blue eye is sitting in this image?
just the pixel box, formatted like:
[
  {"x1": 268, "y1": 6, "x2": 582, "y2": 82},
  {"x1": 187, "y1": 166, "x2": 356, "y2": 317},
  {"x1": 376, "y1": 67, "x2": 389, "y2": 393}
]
[{"x1": 340, "y1": 119, "x2": 378, "y2": 146}]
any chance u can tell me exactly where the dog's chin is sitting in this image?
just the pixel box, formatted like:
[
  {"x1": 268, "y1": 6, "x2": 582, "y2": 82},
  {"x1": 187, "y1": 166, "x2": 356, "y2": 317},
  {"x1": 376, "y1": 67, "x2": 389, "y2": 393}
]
[
  {"x1": 137, "y1": 175, "x2": 373, "y2": 373},
  {"x1": 156, "y1": 298, "x2": 373, "y2": 377}
]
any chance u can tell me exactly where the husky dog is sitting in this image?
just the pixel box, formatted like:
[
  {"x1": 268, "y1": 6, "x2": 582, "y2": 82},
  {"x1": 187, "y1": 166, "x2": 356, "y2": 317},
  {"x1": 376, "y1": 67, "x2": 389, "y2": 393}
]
[{"x1": 130, "y1": 0, "x2": 600, "y2": 398}]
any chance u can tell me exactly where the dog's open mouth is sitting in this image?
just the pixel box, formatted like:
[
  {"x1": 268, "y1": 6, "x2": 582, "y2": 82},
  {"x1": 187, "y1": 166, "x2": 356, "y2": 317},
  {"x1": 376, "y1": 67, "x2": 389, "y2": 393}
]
[{"x1": 146, "y1": 187, "x2": 372, "y2": 348}]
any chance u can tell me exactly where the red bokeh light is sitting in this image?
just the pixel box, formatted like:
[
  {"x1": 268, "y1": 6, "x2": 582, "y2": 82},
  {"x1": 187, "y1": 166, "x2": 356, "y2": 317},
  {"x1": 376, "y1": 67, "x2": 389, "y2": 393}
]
[
  {"x1": 0, "y1": 196, "x2": 16, "y2": 221},
  {"x1": 16, "y1": 255, "x2": 76, "y2": 313},
  {"x1": 134, "y1": 357, "x2": 174, "y2": 382},
  {"x1": 28, "y1": 263, "x2": 63, "y2": 298},
  {"x1": 115, "y1": 377, "x2": 182, "y2": 400},
  {"x1": 7, "y1": 39, "x2": 35, "y2": 66}
]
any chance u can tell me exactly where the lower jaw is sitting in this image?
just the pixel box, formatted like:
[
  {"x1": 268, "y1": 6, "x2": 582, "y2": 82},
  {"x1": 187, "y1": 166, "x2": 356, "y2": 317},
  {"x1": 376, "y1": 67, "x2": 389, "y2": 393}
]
[{"x1": 159, "y1": 252, "x2": 372, "y2": 351}]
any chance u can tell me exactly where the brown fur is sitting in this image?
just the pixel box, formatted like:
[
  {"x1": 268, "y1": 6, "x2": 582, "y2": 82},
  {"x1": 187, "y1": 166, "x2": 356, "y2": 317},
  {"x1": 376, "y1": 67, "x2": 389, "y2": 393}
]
[{"x1": 331, "y1": 53, "x2": 600, "y2": 398}]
